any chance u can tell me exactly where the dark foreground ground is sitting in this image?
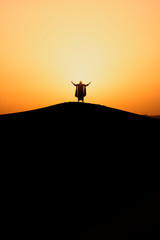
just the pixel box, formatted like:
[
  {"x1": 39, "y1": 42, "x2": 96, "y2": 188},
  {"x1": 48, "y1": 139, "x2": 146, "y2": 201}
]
[{"x1": 1, "y1": 102, "x2": 160, "y2": 239}]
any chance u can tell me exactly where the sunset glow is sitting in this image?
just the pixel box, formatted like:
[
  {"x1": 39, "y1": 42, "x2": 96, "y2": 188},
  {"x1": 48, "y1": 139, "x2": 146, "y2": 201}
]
[{"x1": 0, "y1": 0, "x2": 160, "y2": 115}]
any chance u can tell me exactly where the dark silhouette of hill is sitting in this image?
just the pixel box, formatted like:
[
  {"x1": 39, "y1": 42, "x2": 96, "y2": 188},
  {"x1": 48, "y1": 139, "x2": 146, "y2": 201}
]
[
  {"x1": 151, "y1": 115, "x2": 160, "y2": 120},
  {"x1": 1, "y1": 102, "x2": 160, "y2": 239}
]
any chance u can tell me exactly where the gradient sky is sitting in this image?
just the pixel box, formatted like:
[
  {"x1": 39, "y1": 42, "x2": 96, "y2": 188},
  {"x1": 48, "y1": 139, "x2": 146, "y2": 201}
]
[{"x1": 0, "y1": 0, "x2": 160, "y2": 115}]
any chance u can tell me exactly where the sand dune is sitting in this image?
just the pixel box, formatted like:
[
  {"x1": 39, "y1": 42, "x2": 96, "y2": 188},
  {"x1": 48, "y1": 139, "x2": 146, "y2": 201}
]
[{"x1": 1, "y1": 102, "x2": 160, "y2": 239}]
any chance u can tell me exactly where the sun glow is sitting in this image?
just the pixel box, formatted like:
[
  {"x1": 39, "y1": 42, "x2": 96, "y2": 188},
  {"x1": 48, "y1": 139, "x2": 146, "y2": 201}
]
[{"x1": 0, "y1": 0, "x2": 160, "y2": 115}]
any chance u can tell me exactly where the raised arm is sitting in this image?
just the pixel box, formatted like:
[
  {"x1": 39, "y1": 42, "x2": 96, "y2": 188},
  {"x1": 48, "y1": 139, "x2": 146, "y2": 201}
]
[
  {"x1": 71, "y1": 81, "x2": 77, "y2": 86},
  {"x1": 85, "y1": 82, "x2": 91, "y2": 87}
]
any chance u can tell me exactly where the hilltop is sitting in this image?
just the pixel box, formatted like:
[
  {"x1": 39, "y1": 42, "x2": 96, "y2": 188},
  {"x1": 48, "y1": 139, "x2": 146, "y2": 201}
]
[
  {"x1": 1, "y1": 102, "x2": 159, "y2": 152},
  {"x1": 1, "y1": 101, "x2": 159, "y2": 135},
  {"x1": 1, "y1": 102, "x2": 160, "y2": 239}
]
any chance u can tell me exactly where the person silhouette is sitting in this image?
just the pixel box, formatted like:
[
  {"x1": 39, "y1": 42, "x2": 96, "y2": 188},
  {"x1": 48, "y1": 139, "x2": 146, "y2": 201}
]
[{"x1": 71, "y1": 81, "x2": 91, "y2": 102}]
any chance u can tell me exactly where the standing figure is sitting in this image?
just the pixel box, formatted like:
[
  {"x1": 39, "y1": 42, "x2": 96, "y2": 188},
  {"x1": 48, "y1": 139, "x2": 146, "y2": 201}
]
[{"x1": 71, "y1": 81, "x2": 91, "y2": 102}]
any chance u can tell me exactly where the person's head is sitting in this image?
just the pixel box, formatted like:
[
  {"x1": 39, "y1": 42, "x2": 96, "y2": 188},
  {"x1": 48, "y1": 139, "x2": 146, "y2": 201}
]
[{"x1": 80, "y1": 81, "x2": 82, "y2": 84}]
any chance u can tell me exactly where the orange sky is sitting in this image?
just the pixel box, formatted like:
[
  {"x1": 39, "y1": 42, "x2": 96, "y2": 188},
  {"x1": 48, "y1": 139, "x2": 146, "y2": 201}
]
[{"x1": 0, "y1": 0, "x2": 160, "y2": 115}]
